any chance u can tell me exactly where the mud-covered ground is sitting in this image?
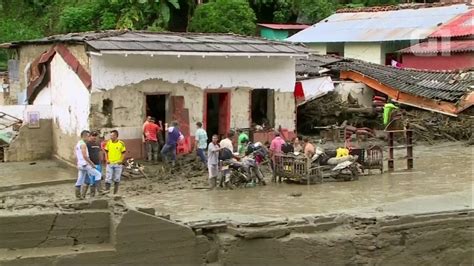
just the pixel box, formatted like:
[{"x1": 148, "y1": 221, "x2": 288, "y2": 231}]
[{"x1": 0, "y1": 142, "x2": 472, "y2": 223}]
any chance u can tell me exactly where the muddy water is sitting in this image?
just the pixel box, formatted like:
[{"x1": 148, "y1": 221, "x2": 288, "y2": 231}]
[
  {"x1": 127, "y1": 143, "x2": 473, "y2": 222},
  {"x1": 0, "y1": 161, "x2": 75, "y2": 188}
]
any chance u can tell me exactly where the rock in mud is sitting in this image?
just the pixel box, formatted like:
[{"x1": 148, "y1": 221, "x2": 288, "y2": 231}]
[{"x1": 289, "y1": 192, "x2": 303, "y2": 197}]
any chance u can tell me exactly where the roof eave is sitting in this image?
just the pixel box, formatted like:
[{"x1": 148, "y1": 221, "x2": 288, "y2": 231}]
[{"x1": 92, "y1": 50, "x2": 308, "y2": 58}]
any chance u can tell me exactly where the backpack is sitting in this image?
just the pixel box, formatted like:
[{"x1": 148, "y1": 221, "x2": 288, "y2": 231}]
[
  {"x1": 219, "y1": 147, "x2": 233, "y2": 160},
  {"x1": 281, "y1": 142, "x2": 294, "y2": 154}
]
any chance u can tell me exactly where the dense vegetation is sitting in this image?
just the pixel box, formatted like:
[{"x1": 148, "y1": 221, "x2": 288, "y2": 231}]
[{"x1": 0, "y1": 0, "x2": 421, "y2": 70}]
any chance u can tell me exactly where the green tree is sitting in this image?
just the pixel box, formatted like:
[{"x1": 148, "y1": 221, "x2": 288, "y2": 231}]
[
  {"x1": 188, "y1": 0, "x2": 256, "y2": 35},
  {"x1": 112, "y1": 0, "x2": 180, "y2": 30},
  {"x1": 297, "y1": 0, "x2": 335, "y2": 24},
  {"x1": 0, "y1": 18, "x2": 42, "y2": 69}
]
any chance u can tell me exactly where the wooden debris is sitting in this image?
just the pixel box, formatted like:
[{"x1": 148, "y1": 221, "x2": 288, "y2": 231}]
[{"x1": 407, "y1": 110, "x2": 473, "y2": 143}]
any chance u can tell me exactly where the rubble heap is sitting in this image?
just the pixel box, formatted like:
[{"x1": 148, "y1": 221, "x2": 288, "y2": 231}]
[
  {"x1": 407, "y1": 109, "x2": 473, "y2": 144},
  {"x1": 297, "y1": 92, "x2": 378, "y2": 133}
]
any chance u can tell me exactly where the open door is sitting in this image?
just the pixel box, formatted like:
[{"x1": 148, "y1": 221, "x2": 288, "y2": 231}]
[{"x1": 205, "y1": 92, "x2": 230, "y2": 139}]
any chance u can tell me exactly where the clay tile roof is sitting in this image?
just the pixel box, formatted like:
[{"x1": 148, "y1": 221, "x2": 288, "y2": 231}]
[
  {"x1": 257, "y1": 24, "x2": 310, "y2": 30},
  {"x1": 328, "y1": 59, "x2": 474, "y2": 103},
  {"x1": 398, "y1": 39, "x2": 474, "y2": 54},
  {"x1": 336, "y1": 3, "x2": 457, "y2": 13},
  {"x1": 296, "y1": 54, "x2": 343, "y2": 76}
]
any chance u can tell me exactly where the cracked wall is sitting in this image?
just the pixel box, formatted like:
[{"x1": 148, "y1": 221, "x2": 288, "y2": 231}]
[{"x1": 0, "y1": 200, "x2": 472, "y2": 265}]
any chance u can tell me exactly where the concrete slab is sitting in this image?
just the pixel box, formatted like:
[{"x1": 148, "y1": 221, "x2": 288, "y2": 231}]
[{"x1": 0, "y1": 161, "x2": 75, "y2": 192}]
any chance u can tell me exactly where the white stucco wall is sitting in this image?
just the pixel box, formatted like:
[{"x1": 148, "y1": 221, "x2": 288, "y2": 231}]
[
  {"x1": 308, "y1": 43, "x2": 327, "y2": 55},
  {"x1": 38, "y1": 55, "x2": 90, "y2": 135},
  {"x1": 90, "y1": 54, "x2": 296, "y2": 92},
  {"x1": 0, "y1": 104, "x2": 52, "y2": 121},
  {"x1": 334, "y1": 81, "x2": 374, "y2": 108},
  {"x1": 344, "y1": 42, "x2": 383, "y2": 64}
]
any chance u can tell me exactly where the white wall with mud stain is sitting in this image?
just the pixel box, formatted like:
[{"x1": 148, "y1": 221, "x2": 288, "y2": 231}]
[
  {"x1": 33, "y1": 54, "x2": 90, "y2": 162},
  {"x1": 36, "y1": 55, "x2": 90, "y2": 135},
  {"x1": 90, "y1": 54, "x2": 296, "y2": 92}
]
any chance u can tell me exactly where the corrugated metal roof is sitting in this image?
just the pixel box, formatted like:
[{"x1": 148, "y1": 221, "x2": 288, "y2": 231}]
[
  {"x1": 286, "y1": 4, "x2": 469, "y2": 43},
  {"x1": 398, "y1": 39, "x2": 474, "y2": 54},
  {"x1": 2, "y1": 30, "x2": 309, "y2": 55},
  {"x1": 429, "y1": 9, "x2": 474, "y2": 38},
  {"x1": 328, "y1": 59, "x2": 473, "y2": 103},
  {"x1": 258, "y1": 24, "x2": 310, "y2": 30}
]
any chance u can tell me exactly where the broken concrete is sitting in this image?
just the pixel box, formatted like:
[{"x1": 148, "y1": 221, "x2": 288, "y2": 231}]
[
  {"x1": 5, "y1": 119, "x2": 53, "y2": 162},
  {"x1": 1, "y1": 199, "x2": 471, "y2": 265}
]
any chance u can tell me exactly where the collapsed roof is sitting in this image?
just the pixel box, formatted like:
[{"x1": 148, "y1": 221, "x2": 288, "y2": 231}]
[{"x1": 298, "y1": 55, "x2": 474, "y2": 116}]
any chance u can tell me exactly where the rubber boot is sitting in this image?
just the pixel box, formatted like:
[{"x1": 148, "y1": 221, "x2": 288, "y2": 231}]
[
  {"x1": 209, "y1": 177, "x2": 216, "y2": 189},
  {"x1": 102, "y1": 182, "x2": 111, "y2": 195},
  {"x1": 90, "y1": 185, "x2": 96, "y2": 197},
  {"x1": 75, "y1": 186, "x2": 82, "y2": 200},
  {"x1": 81, "y1": 185, "x2": 89, "y2": 199},
  {"x1": 113, "y1": 182, "x2": 120, "y2": 194},
  {"x1": 95, "y1": 181, "x2": 102, "y2": 194}
]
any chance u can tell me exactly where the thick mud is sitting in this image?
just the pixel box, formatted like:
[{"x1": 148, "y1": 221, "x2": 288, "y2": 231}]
[{"x1": 0, "y1": 142, "x2": 471, "y2": 224}]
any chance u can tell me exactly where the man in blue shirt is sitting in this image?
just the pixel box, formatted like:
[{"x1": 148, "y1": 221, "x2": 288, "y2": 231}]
[
  {"x1": 194, "y1": 122, "x2": 208, "y2": 165},
  {"x1": 160, "y1": 121, "x2": 183, "y2": 167}
]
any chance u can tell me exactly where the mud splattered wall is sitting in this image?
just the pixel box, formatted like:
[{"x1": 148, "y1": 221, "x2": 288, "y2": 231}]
[
  {"x1": 33, "y1": 54, "x2": 90, "y2": 162},
  {"x1": 274, "y1": 91, "x2": 296, "y2": 130},
  {"x1": 88, "y1": 54, "x2": 297, "y2": 158},
  {"x1": 230, "y1": 88, "x2": 251, "y2": 129},
  {"x1": 90, "y1": 54, "x2": 296, "y2": 92}
]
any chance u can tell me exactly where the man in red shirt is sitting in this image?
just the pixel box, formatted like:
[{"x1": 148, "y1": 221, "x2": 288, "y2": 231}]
[{"x1": 143, "y1": 117, "x2": 161, "y2": 162}]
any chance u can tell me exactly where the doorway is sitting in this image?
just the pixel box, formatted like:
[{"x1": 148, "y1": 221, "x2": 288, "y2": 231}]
[
  {"x1": 205, "y1": 92, "x2": 230, "y2": 139},
  {"x1": 146, "y1": 94, "x2": 167, "y2": 125},
  {"x1": 251, "y1": 89, "x2": 274, "y2": 128}
]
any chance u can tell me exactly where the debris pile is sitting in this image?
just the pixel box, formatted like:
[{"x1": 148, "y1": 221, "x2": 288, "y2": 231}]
[
  {"x1": 297, "y1": 92, "x2": 378, "y2": 133},
  {"x1": 122, "y1": 158, "x2": 148, "y2": 179},
  {"x1": 407, "y1": 110, "x2": 473, "y2": 143}
]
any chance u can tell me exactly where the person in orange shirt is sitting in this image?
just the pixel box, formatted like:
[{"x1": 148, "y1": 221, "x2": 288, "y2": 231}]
[{"x1": 143, "y1": 117, "x2": 161, "y2": 162}]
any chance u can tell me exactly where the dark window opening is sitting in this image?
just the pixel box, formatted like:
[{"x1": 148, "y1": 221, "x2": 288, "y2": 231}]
[
  {"x1": 102, "y1": 99, "x2": 113, "y2": 127},
  {"x1": 102, "y1": 99, "x2": 113, "y2": 115},
  {"x1": 251, "y1": 89, "x2": 274, "y2": 128}
]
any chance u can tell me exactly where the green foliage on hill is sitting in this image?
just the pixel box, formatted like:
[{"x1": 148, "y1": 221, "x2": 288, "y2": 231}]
[
  {"x1": 188, "y1": 0, "x2": 256, "y2": 35},
  {"x1": 0, "y1": 0, "x2": 407, "y2": 70}
]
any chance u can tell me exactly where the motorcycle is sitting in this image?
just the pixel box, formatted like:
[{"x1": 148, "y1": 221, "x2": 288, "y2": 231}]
[{"x1": 220, "y1": 150, "x2": 267, "y2": 189}]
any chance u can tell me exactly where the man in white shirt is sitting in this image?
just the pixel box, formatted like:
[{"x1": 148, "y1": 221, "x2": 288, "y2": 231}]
[
  {"x1": 219, "y1": 131, "x2": 235, "y2": 187},
  {"x1": 219, "y1": 131, "x2": 234, "y2": 152},
  {"x1": 75, "y1": 130, "x2": 102, "y2": 199}
]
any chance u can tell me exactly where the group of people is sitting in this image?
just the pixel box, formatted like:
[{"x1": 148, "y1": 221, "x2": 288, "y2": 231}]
[
  {"x1": 142, "y1": 116, "x2": 184, "y2": 167},
  {"x1": 74, "y1": 130, "x2": 126, "y2": 199},
  {"x1": 74, "y1": 117, "x2": 185, "y2": 199},
  {"x1": 75, "y1": 116, "x2": 317, "y2": 197}
]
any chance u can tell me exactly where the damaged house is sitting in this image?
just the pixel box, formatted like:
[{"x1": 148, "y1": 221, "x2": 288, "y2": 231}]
[
  {"x1": 296, "y1": 54, "x2": 474, "y2": 138},
  {"x1": 0, "y1": 31, "x2": 307, "y2": 162}
]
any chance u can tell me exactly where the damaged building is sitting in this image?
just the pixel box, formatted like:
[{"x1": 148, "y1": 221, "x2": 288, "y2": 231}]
[
  {"x1": 0, "y1": 31, "x2": 308, "y2": 162},
  {"x1": 295, "y1": 54, "x2": 474, "y2": 137}
]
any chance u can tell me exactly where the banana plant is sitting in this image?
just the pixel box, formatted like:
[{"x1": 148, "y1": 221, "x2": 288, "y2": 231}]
[{"x1": 111, "y1": 0, "x2": 180, "y2": 30}]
